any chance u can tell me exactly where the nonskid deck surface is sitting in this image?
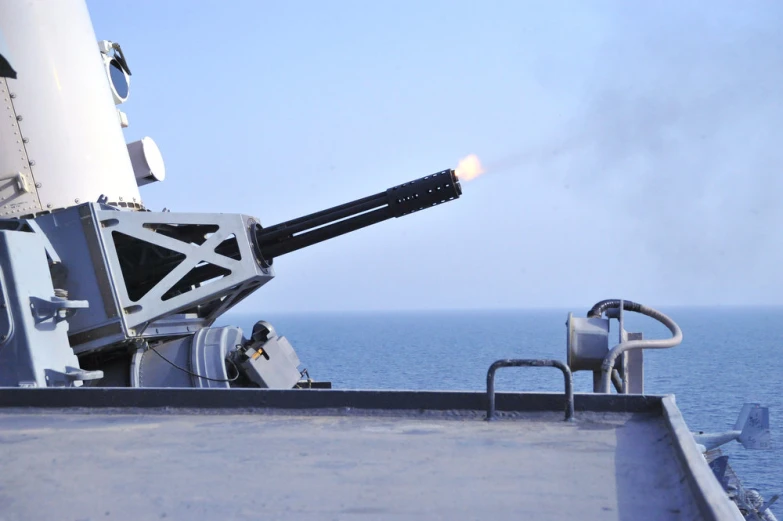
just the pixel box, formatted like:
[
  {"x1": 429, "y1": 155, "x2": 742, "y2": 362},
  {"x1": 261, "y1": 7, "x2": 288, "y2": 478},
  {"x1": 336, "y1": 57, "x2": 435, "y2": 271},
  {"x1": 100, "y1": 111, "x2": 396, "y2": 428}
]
[{"x1": 0, "y1": 409, "x2": 701, "y2": 521}]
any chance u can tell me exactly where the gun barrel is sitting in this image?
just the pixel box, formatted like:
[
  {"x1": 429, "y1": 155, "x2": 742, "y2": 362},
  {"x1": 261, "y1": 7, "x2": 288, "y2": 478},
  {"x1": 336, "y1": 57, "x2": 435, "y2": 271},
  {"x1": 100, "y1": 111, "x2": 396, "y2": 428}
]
[{"x1": 254, "y1": 169, "x2": 461, "y2": 262}]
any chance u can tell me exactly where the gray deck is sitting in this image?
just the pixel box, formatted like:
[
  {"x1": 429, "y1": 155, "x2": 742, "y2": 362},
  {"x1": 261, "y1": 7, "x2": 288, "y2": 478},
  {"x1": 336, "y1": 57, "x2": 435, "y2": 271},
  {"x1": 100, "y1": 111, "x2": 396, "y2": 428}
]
[{"x1": 1, "y1": 408, "x2": 702, "y2": 521}]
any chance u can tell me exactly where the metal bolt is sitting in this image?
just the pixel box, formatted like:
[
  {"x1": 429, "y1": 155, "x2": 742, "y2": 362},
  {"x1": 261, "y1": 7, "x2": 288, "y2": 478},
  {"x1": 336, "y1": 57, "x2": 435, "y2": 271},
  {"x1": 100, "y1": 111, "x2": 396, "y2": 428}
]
[
  {"x1": 22, "y1": 137, "x2": 29, "y2": 144},
  {"x1": 9, "y1": 93, "x2": 15, "y2": 99},
  {"x1": 35, "y1": 182, "x2": 41, "y2": 188},
  {"x1": 46, "y1": 203, "x2": 52, "y2": 208},
  {"x1": 16, "y1": 115, "x2": 22, "y2": 121},
  {"x1": 28, "y1": 160, "x2": 35, "y2": 166},
  {"x1": 119, "y1": 196, "x2": 123, "y2": 201},
  {"x1": 74, "y1": 198, "x2": 79, "y2": 203}
]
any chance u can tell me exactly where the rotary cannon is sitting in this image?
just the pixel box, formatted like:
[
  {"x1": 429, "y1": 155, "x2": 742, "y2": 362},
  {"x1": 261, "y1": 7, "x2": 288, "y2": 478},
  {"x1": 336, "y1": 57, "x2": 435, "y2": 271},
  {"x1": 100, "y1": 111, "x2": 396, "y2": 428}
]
[{"x1": 0, "y1": 1, "x2": 463, "y2": 390}]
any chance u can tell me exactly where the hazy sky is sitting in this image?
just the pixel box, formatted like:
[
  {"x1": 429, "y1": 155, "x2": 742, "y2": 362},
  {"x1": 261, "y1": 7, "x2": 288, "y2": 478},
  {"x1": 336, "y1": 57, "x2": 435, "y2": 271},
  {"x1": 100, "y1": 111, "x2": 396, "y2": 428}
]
[{"x1": 86, "y1": 1, "x2": 783, "y2": 312}]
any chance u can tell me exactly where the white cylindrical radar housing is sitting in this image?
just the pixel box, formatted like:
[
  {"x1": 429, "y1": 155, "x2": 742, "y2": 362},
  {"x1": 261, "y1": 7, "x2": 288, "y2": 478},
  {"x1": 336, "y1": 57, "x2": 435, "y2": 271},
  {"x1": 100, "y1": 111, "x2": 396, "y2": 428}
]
[
  {"x1": 0, "y1": 0, "x2": 142, "y2": 217},
  {"x1": 128, "y1": 137, "x2": 166, "y2": 187}
]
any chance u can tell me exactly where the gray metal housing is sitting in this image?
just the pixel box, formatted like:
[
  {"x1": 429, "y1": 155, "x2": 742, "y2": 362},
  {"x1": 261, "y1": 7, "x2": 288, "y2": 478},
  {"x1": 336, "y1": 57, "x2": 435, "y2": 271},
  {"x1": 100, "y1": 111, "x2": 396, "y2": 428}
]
[
  {"x1": 0, "y1": 230, "x2": 100, "y2": 387},
  {"x1": 31, "y1": 203, "x2": 273, "y2": 354}
]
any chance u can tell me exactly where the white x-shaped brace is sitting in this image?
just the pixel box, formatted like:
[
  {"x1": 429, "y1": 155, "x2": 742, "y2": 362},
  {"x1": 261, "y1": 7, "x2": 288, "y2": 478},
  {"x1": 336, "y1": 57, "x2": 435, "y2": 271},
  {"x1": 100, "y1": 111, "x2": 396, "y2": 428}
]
[{"x1": 106, "y1": 220, "x2": 247, "y2": 312}]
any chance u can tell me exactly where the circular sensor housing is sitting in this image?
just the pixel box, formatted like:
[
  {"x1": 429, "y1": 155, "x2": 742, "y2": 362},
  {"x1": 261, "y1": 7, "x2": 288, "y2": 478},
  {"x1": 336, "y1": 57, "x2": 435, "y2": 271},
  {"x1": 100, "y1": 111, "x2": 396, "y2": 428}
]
[
  {"x1": 104, "y1": 56, "x2": 130, "y2": 105},
  {"x1": 127, "y1": 137, "x2": 165, "y2": 186}
]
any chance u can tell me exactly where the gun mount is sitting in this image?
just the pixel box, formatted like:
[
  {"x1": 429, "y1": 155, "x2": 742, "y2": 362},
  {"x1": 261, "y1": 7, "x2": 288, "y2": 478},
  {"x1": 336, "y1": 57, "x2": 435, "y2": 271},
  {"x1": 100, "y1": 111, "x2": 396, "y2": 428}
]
[
  {"x1": 0, "y1": 0, "x2": 465, "y2": 391},
  {"x1": 0, "y1": 167, "x2": 463, "y2": 389},
  {"x1": 115, "y1": 169, "x2": 461, "y2": 306}
]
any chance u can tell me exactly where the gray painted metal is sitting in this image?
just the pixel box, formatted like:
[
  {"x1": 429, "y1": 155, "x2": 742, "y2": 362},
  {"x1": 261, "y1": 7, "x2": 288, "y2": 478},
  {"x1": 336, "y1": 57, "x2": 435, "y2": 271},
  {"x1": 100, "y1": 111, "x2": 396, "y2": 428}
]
[
  {"x1": 32, "y1": 204, "x2": 274, "y2": 354},
  {"x1": 94, "y1": 207, "x2": 272, "y2": 336},
  {"x1": 486, "y1": 358, "x2": 574, "y2": 421},
  {"x1": 0, "y1": 388, "x2": 740, "y2": 520},
  {"x1": 661, "y1": 396, "x2": 744, "y2": 521},
  {"x1": 0, "y1": 410, "x2": 696, "y2": 521},
  {"x1": 128, "y1": 328, "x2": 239, "y2": 388},
  {"x1": 189, "y1": 326, "x2": 240, "y2": 388},
  {"x1": 626, "y1": 332, "x2": 645, "y2": 393},
  {"x1": 693, "y1": 404, "x2": 772, "y2": 451},
  {"x1": 568, "y1": 307, "x2": 649, "y2": 394},
  {"x1": 132, "y1": 336, "x2": 194, "y2": 387},
  {"x1": 0, "y1": 231, "x2": 99, "y2": 387},
  {"x1": 32, "y1": 204, "x2": 130, "y2": 350},
  {"x1": 237, "y1": 329, "x2": 301, "y2": 389},
  {"x1": 0, "y1": 387, "x2": 658, "y2": 412},
  {"x1": 122, "y1": 326, "x2": 302, "y2": 389},
  {"x1": 567, "y1": 313, "x2": 610, "y2": 372}
]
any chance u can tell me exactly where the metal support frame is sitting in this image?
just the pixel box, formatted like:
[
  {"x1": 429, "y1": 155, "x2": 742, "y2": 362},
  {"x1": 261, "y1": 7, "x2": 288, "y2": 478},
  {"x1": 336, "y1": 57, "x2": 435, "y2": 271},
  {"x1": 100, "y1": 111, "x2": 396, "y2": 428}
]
[
  {"x1": 33, "y1": 204, "x2": 275, "y2": 354},
  {"x1": 486, "y1": 359, "x2": 574, "y2": 422},
  {"x1": 95, "y1": 208, "x2": 272, "y2": 331}
]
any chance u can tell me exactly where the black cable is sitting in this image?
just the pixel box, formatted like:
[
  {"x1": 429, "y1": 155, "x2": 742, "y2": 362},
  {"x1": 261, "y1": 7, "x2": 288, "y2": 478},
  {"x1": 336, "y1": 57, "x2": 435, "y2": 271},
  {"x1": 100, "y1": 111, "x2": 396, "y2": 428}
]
[
  {"x1": 147, "y1": 344, "x2": 239, "y2": 383},
  {"x1": 586, "y1": 299, "x2": 643, "y2": 318}
]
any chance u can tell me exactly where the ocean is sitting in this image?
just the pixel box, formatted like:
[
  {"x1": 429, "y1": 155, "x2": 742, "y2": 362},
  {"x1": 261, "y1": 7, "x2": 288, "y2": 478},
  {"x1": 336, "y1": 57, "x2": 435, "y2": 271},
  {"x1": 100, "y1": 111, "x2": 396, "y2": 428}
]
[{"x1": 218, "y1": 306, "x2": 781, "y2": 506}]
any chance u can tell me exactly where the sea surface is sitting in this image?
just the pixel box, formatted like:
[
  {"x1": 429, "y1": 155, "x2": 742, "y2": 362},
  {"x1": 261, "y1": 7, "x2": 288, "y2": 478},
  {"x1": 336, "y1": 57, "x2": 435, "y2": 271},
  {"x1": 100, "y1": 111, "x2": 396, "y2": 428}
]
[{"x1": 218, "y1": 306, "x2": 782, "y2": 507}]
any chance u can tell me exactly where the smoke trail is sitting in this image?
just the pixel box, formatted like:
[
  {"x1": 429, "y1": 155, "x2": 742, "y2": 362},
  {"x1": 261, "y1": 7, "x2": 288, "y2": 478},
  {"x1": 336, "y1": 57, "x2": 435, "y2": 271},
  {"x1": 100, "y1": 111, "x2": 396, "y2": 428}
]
[
  {"x1": 582, "y1": 5, "x2": 783, "y2": 293},
  {"x1": 485, "y1": 2, "x2": 783, "y2": 300}
]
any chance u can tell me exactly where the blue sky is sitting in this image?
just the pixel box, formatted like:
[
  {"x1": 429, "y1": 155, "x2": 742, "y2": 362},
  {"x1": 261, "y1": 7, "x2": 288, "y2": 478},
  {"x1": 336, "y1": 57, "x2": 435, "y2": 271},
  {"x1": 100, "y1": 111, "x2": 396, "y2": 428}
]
[{"x1": 86, "y1": 1, "x2": 783, "y2": 312}]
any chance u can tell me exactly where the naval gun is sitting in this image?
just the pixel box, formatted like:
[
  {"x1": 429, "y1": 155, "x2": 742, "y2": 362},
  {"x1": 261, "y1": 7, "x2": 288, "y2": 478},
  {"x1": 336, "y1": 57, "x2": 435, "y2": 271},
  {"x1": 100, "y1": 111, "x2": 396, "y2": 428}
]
[
  {"x1": 0, "y1": 0, "x2": 462, "y2": 390},
  {"x1": 125, "y1": 169, "x2": 461, "y2": 298}
]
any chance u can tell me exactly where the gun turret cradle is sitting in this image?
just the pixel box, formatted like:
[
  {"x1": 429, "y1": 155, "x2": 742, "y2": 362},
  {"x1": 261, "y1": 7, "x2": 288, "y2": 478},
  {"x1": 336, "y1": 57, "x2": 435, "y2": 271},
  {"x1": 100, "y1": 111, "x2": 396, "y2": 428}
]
[
  {"x1": 6, "y1": 166, "x2": 461, "y2": 388},
  {"x1": 110, "y1": 170, "x2": 461, "y2": 311}
]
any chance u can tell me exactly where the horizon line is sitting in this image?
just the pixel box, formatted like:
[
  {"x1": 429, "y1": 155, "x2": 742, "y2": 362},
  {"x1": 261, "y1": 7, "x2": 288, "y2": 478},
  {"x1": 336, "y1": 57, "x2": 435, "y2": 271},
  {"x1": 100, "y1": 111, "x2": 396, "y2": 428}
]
[{"x1": 219, "y1": 303, "x2": 783, "y2": 315}]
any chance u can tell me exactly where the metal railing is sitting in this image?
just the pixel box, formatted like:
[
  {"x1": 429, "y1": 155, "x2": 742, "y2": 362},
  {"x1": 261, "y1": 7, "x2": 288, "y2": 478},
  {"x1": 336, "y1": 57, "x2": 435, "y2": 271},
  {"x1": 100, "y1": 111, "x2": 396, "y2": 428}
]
[{"x1": 486, "y1": 359, "x2": 574, "y2": 422}]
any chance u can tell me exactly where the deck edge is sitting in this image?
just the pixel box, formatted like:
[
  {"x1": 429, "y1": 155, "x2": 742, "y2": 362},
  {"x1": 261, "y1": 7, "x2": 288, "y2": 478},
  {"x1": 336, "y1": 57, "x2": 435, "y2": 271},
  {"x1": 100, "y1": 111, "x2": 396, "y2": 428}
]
[
  {"x1": 0, "y1": 387, "x2": 662, "y2": 414},
  {"x1": 661, "y1": 395, "x2": 743, "y2": 521}
]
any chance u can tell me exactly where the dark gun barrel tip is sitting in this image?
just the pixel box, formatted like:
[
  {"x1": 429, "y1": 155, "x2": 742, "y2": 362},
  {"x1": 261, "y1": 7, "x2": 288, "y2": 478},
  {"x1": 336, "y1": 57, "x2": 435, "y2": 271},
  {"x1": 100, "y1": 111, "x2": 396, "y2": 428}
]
[
  {"x1": 448, "y1": 168, "x2": 463, "y2": 197},
  {"x1": 255, "y1": 166, "x2": 464, "y2": 261},
  {"x1": 386, "y1": 168, "x2": 462, "y2": 218}
]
